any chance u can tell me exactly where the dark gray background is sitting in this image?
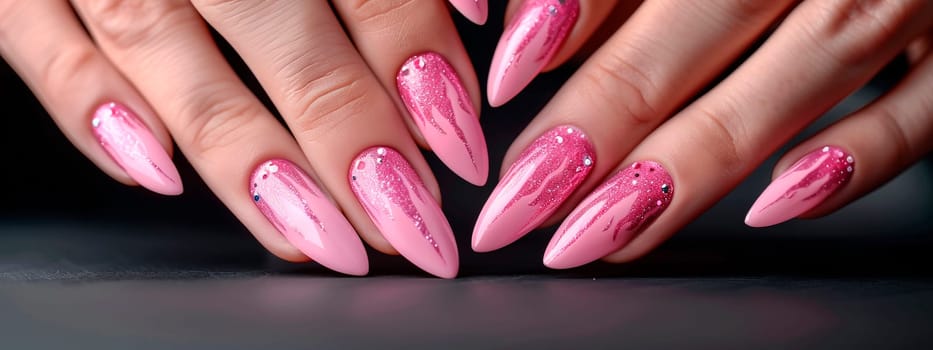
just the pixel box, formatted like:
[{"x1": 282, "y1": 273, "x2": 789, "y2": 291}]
[{"x1": 2, "y1": 2, "x2": 932, "y2": 349}]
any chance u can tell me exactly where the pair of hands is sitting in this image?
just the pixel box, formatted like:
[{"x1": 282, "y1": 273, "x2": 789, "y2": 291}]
[{"x1": 1, "y1": 0, "x2": 931, "y2": 278}]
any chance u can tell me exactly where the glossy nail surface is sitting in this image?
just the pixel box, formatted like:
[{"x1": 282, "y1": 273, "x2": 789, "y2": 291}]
[
  {"x1": 544, "y1": 161, "x2": 674, "y2": 269},
  {"x1": 745, "y1": 146, "x2": 854, "y2": 227},
  {"x1": 473, "y1": 126, "x2": 594, "y2": 252},
  {"x1": 448, "y1": 0, "x2": 488, "y2": 25},
  {"x1": 398, "y1": 52, "x2": 488, "y2": 186},
  {"x1": 92, "y1": 102, "x2": 182, "y2": 195},
  {"x1": 487, "y1": 0, "x2": 579, "y2": 106},
  {"x1": 349, "y1": 147, "x2": 459, "y2": 278},
  {"x1": 251, "y1": 159, "x2": 368, "y2": 276}
]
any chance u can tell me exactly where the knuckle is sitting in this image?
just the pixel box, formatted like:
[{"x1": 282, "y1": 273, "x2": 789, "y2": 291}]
[
  {"x1": 803, "y1": 0, "x2": 924, "y2": 65},
  {"x1": 175, "y1": 83, "x2": 264, "y2": 155},
  {"x1": 80, "y1": 0, "x2": 191, "y2": 50},
  {"x1": 695, "y1": 105, "x2": 746, "y2": 176},
  {"x1": 348, "y1": 0, "x2": 419, "y2": 25},
  {"x1": 40, "y1": 45, "x2": 100, "y2": 96},
  {"x1": 581, "y1": 48, "x2": 660, "y2": 126}
]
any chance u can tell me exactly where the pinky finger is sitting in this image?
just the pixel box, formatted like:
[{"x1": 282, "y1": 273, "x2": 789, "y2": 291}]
[{"x1": 745, "y1": 43, "x2": 933, "y2": 227}]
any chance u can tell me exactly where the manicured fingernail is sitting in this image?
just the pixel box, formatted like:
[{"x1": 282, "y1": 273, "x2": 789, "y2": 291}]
[
  {"x1": 349, "y1": 147, "x2": 459, "y2": 278},
  {"x1": 487, "y1": 0, "x2": 579, "y2": 107},
  {"x1": 398, "y1": 52, "x2": 489, "y2": 186},
  {"x1": 449, "y1": 0, "x2": 488, "y2": 25},
  {"x1": 745, "y1": 146, "x2": 854, "y2": 227},
  {"x1": 92, "y1": 102, "x2": 183, "y2": 196},
  {"x1": 472, "y1": 126, "x2": 594, "y2": 252},
  {"x1": 544, "y1": 161, "x2": 674, "y2": 269},
  {"x1": 250, "y1": 159, "x2": 369, "y2": 276}
]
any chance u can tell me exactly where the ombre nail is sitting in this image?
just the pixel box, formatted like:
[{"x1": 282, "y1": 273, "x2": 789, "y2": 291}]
[
  {"x1": 544, "y1": 161, "x2": 674, "y2": 269},
  {"x1": 91, "y1": 102, "x2": 183, "y2": 195},
  {"x1": 448, "y1": 0, "x2": 488, "y2": 25},
  {"x1": 472, "y1": 125, "x2": 595, "y2": 252},
  {"x1": 745, "y1": 146, "x2": 854, "y2": 227},
  {"x1": 398, "y1": 52, "x2": 489, "y2": 186},
  {"x1": 487, "y1": 0, "x2": 579, "y2": 106},
  {"x1": 349, "y1": 147, "x2": 459, "y2": 278},
  {"x1": 250, "y1": 159, "x2": 369, "y2": 276}
]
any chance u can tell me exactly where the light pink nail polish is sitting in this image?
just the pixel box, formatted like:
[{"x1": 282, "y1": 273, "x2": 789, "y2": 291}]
[
  {"x1": 472, "y1": 126, "x2": 595, "y2": 252},
  {"x1": 349, "y1": 147, "x2": 459, "y2": 278},
  {"x1": 398, "y1": 52, "x2": 489, "y2": 186},
  {"x1": 251, "y1": 159, "x2": 369, "y2": 276},
  {"x1": 91, "y1": 102, "x2": 183, "y2": 196},
  {"x1": 487, "y1": 0, "x2": 579, "y2": 107},
  {"x1": 544, "y1": 161, "x2": 674, "y2": 269},
  {"x1": 448, "y1": 0, "x2": 488, "y2": 25},
  {"x1": 745, "y1": 146, "x2": 854, "y2": 227}
]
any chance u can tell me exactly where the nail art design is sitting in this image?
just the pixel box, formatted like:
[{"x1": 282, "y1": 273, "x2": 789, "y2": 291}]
[
  {"x1": 251, "y1": 159, "x2": 368, "y2": 276},
  {"x1": 91, "y1": 102, "x2": 183, "y2": 195},
  {"x1": 398, "y1": 52, "x2": 489, "y2": 186},
  {"x1": 448, "y1": 0, "x2": 488, "y2": 25},
  {"x1": 349, "y1": 147, "x2": 459, "y2": 278},
  {"x1": 745, "y1": 146, "x2": 854, "y2": 227},
  {"x1": 472, "y1": 126, "x2": 594, "y2": 252},
  {"x1": 544, "y1": 161, "x2": 674, "y2": 269},
  {"x1": 487, "y1": 0, "x2": 580, "y2": 106}
]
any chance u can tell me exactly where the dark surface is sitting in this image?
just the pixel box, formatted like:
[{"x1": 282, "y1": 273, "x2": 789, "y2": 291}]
[{"x1": 2, "y1": 2, "x2": 932, "y2": 349}]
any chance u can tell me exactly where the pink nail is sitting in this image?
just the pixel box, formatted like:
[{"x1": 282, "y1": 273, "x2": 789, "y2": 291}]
[
  {"x1": 398, "y1": 52, "x2": 489, "y2": 186},
  {"x1": 544, "y1": 161, "x2": 674, "y2": 269},
  {"x1": 251, "y1": 159, "x2": 369, "y2": 276},
  {"x1": 448, "y1": 0, "x2": 488, "y2": 25},
  {"x1": 349, "y1": 147, "x2": 459, "y2": 278},
  {"x1": 487, "y1": 0, "x2": 579, "y2": 107},
  {"x1": 91, "y1": 102, "x2": 183, "y2": 196},
  {"x1": 745, "y1": 146, "x2": 854, "y2": 227},
  {"x1": 472, "y1": 125, "x2": 595, "y2": 252}
]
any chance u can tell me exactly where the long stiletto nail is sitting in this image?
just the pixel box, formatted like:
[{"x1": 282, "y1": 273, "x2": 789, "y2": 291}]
[
  {"x1": 487, "y1": 0, "x2": 579, "y2": 107},
  {"x1": 472, "y1": 126, "x2": 595, "y2": 252},
  {"x1": 398, "y1": 52, "x2": 489, "y2": 186},
  {"x1": 745, "y1": 146, "x2": 854, "y2": 227},
  {"x1": 91, "y1": 102, "x2": 183, "y2": 195},
  {"x1": 448, "y1": 0, "x2": 488, "y2": 25},
  {"x1": 544, "y1": 161, "x2": 674, "y2": 269},
  {"x1": 250, "y1": 159, "x2": 369, "y2": 276},
  {"x1": 349, "y1": 147, "x2": 459, "y2": 278}
]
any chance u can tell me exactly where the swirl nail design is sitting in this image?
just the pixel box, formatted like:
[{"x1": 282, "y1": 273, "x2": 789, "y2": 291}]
[
  {"x1": 250, "y1": 159, "x2": 368, "y2": 276},
  {"x1": 91, "y1": 102, "x2": 182, "y2": 195},
  {"x1": 544, "y1": 161, "x2": 674, "y2": 269},
  {"x1": 745, "y1": 146, "x2": 854, "y2": 227},
  {"x1": 398, "y1": 52, "x2": 488, "y2": 185},
  {"x1": 350, "y1": 147, "x2": 459, "y2": 278},
  {"x1": 472, "y1": 126, "x2": 595, "y2": 252}
]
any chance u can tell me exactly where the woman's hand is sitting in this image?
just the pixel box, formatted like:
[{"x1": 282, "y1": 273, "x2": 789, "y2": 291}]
[
  {"x1": 0, "y1": 0, "x2": 491, "y2": 278},
  {"x1": 474, "y1": 0, "x2": 933, "y2": 268}
]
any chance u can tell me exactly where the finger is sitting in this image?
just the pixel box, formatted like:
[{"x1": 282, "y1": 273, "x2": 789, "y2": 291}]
[
  {"x1": 473, "y1": 0, "x2": 796, "y2": 252},
  {"x1": 488, "y1": 0, "x2": 620, "y2": 106},
  {"x1": 191, "y1": 1, "x2": 458, "y2": 278},
  {"x1": 555, "y1": 0, "x2": 932, "y2": 268},
  {"x1": 333, "y1": 0, "x2": 489, "y2": 185},
  {"x1": 70, "y1": 0, "x2": 370, "y2": 275},
  {"x1": 504, "y1": 0, "x2": 632, "y2": 71},
  {"x1": 746, "y1": 44, "x2": 933, "y2": 226},
  {"x1": 0, "y1": 0, "x2": 181, "y2": 195},
  {"x1": 449, "y1": 0, "x2": 488, "y2": 25}
]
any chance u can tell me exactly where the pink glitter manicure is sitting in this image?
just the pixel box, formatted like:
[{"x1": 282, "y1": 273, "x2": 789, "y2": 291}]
[
  {"x1": 397, "y1": 52, "x2": 489, "y2": 186},
  {"x1": 91, "y1": 102, "x2": 182, "y2": 196},
  {"x1": 250, "y1": 159, "x2": 368, "y2": 276},
  {"x1": 448, "y1": 0, "x2": 488, "y2": 25},
  {"x1": 745, "y1": 146, "x2": 855, "y2": 227},
  {"x1": 487, "y1": 0, "x2": 579, "y2": 106},
  {"x1": 349, "y1": 147, "x2": 459, "y2": 278},
  {"x1": 544, "y1": 161, "x2": 674, "y2": 269},
  {"x1": 472, "y1": 126, "x2": 595, "y2": 252}
]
